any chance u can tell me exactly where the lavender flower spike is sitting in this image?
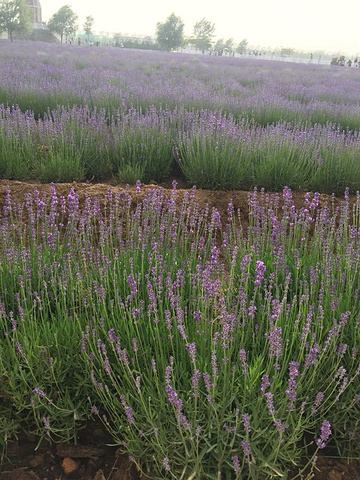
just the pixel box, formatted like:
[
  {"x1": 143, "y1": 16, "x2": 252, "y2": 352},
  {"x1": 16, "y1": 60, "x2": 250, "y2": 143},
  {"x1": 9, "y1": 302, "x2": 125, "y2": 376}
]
[{"x1": 316, "y1": 420, "x2": 332, "y2": 449}]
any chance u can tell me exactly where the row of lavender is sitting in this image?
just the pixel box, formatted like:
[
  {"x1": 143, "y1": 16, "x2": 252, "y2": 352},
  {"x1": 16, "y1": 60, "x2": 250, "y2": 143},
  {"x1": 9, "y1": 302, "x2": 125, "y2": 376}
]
[
  {"x1": 1, "y1": 42, "x2": 360, "y2": 131},
  {"x1": 1, "y1": 184, "x2": 359, "y2": 478},
  {"x1": 1, "y1": 105, "x2": 360, "y2": 193}
]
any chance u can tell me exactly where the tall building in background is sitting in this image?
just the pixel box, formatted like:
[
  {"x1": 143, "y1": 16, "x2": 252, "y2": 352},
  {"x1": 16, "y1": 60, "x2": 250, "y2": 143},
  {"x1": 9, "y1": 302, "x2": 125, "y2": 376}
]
[{"x1": 27, "y1": 0, "x2": 43, "y2": 29}]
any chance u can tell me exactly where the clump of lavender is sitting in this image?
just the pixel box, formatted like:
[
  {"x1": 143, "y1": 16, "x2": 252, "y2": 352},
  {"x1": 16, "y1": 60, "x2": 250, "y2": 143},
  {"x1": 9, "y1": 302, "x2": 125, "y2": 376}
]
[{"x1": 0, "y1": 185, "x2": 359, "y2": 479}]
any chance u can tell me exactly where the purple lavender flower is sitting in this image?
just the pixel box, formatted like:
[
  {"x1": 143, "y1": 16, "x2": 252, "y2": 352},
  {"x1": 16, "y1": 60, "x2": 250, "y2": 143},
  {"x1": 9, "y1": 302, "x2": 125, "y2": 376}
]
[
  {"x1": 274, "y1": 418, "x2": 288, "y2": 436},
  {"x1": 10, "y1": 311, "x2": 17, "y2": 332},
  {"x1": 15, "y1": 341, "x2": 27, "y2": 360},
  {"x1": 265, "y1": 392, "x2": 276, "y2": 416},
  {"x1": 260, "y1": 374, "x2": 270, "y2": 394},
  {"x1": 163, "y1": 457, "x2": 170, "y2": 472},
  {"x1": 132, "y1": 337, "x2": 138, "y2": 353},
  {"x1": 316, "y1": 420, "x2": 332, "y2": 449},
  {"x1": 210, "y1": 245, "x2": 219, "y2": 265},
  {"x1": 165, "y1": 385, "x2": 183, "y2": 411},
  {"x1": 120, "y1": 395, "x2": 135, "y2": 425},
  {"x1": 248, "y1": 303, "x2": 257, "y2": 319},
  {"x1": 285, "y1": 361, "x2": 299, "y2": 411},
  {"x1": 32, "y1": 387, "x2": 46, "y2": 399},
  {"x1": 241, "y1": 439, "x2": 252, "y2": 460},
  {"x1": 239, "y1": 349, "x2": 248, "y2": 375},
  {"x1": 135, "y1": 376, "x2": 141, "y2": 392},
  {"x1": 242, "y1": 414, "x2": 251, "y2": 434},
  {"x1": 91, "y1": 405, "x2": 99, "y2": 415},
  {"x1": 311, "y1": 392, "x2": 325, "y2": 415},
  {"x1": 42, "y1": 416, "x2": 50, "y2": 435},
  {"x1": 304, "y1": 344, "x2": 319, "y2": 370},
  {"x1": 211, "y1": 351, "x2": 218, "y2": 378},
  {"x1": 232, "y1": 455, "x2": 241, "y2": 474},
  {"x1": 178, "y1": 412, "x2": 192, "y2": 431},
  {"x1": 191, "y1": 369, "x2": 201, "y2": 396},
  {"x1": 193, "y1": 310, "x2": 201, "y2": 324},
  {"x1": 127, "y1": 274, "x2": 138, "y2": 297},
  {"x1": 203, "y1": 372, "x2": 212, "y2": 391},
  {"x1": 165, "y1": 365, "x2": 172, "y2": 384},
  {"x1": 104, "y1": 357, "x2": 112, "y2": 376},
  {"x1": 337, "y1": 376, "x2": 349, "y2": 399},
  {"x1": 254, "y1": 260, "x2": 266, "y2": 287},
  {"x1": 177, "y1": 323, "x2": 187, "y2": 341},
  {"x1": 186, "y1": 342, "x2": 197, "y2": 363},
  {"x1": 265, "y1": 326, "x2": 283, "y2": 360},
  {"x1": 151, "y1": 358, "x2": 157, "y2": 373}
]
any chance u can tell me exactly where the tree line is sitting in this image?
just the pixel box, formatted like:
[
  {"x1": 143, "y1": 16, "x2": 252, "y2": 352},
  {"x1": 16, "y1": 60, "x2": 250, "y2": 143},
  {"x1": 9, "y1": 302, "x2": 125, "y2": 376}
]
[
  {"x1": 0, "y1": 1, "x2": 248, "y2": 53},
  {"x1": 156, "y1": 14, "x2": 248, "y2": 54}
]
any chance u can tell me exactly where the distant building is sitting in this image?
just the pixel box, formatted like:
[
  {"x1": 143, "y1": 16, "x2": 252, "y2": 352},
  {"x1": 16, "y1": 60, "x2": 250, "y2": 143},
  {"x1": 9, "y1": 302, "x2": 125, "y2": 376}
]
[
  {"x1": 27, "y1": 0, "x2": 44, "y2": 30},
  {"x1": 25, "y1": 0, "x2": 59, "y2": 41}
]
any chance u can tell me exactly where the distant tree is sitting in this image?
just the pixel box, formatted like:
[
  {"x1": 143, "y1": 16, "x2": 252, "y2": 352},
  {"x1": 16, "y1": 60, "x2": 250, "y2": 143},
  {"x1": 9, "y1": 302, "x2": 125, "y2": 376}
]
[
  {"x1": 280, "y1": 47, "x2": 295, "y2": 56},
  {"x1": 83, "y1": 14, "x2": 94, "y2": 37},
  {"x1": 156, "y1": 13, "x2": 184, "y2": 51},
  {"x1": 0, "y1": 0, "x2": 32, "y2": 41},
  {"x1": 224, "y1": 38, "x2": 234, "y2": 53},
  {"x1": 192, "y1": 17, "x2": 215, "y2": 51},
  {"x1": 213, "y1": 38, "x2": 225, "y2": 55},
  {"x1": 213, "y1": 38, "x2": 234, "y2": 55},
  {"x1": 47, "y1": 5, "x2": 77, "y2": 43},
  {"x1": 236, "y1": 38, "x2": 248, "y2": 54}
]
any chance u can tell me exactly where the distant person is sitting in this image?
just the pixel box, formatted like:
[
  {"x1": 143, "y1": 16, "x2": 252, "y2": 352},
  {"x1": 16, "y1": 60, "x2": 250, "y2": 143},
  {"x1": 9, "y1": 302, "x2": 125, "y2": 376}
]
[
  {"x1": 78, "y1": 38, "x2": 81, "y2": 46},
  {"x1": 347, "y1": 59, "x2": 352, "y2": 67}
]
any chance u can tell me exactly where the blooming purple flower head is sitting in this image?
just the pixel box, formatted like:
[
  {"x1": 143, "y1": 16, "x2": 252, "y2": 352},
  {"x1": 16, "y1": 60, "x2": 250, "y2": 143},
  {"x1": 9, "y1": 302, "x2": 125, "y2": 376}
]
[
  {"x1": 316, "y1": 420, "x2": 332, "y2": 449},
  {"x1": 32, "y1": 387, "x2": 46, "y2": 398},
  {"x1": 163, "y1": 457, "x2": 170, "y2": 471},
  {"x1": 232, "y1": 455, "x2": 241, "y2": 474},
  {"x1": 165, "y1": 385, "x2": 183, "y2": 411},
  {"x1": 254, "y1": 260, "x2": 266, "y2": 287},
  {"x1": 241, "y1": 439, "x2": 252, "y2": 457},
  {"x1": 285, "y1": 361, "x2": 299, "y2": 410},
  {"x1": 311, "y1": 392, "x2": 325, "y2": 415},
  {"x1": 261, "y1": 374, "x2": 270, "y2": 394},
  {"x1": 108, "y1": 328, "x2": 117, "y2": 343},
  {"x1": 265, "y1": 392, "x2": 276, "y2": 416},
  {"x1": 186, "y1": 342, "x2": 197, "y2": 363},
  {"x1": 242, "y1": 413, "x2": 251, "y2": 434},
  {"x1": 120, "y1": 395, "x2": 135, "y2": 424}
]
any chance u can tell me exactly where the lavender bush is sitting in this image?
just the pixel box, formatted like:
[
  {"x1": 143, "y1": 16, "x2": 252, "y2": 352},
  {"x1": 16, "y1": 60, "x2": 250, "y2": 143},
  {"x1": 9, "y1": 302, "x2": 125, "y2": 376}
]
[
  {"x1": 0, "y1": 184, "x2": 359, "y2": 478},
  {"x1": 176, "y1": 113, "x2": 360, "y2": 193},
  {"x1": 1, "y1": 104, "x2": 360, "y2": 192}
]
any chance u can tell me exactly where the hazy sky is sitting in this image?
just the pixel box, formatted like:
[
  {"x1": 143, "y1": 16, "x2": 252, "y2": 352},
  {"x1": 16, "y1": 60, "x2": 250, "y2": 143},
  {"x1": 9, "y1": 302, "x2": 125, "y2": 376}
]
[{"x1": 41, "y1": 0, "x2": 360, "y2": 55}]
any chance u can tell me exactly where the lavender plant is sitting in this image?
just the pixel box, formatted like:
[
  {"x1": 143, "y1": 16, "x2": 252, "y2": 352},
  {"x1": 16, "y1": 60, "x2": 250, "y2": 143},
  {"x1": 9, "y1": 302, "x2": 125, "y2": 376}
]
[
  {"x1": 176, "y1": 111, "x2": 253, "y2": 190},
  {"x1": 108, "y1": 106, "x2": 175, "y2": 183},
  {"x1": 176, "y1": 113, "x2": 360, "y2": 192},
  {"x1": 1, "y1": 184, "x2": 358, "y2": 478}
]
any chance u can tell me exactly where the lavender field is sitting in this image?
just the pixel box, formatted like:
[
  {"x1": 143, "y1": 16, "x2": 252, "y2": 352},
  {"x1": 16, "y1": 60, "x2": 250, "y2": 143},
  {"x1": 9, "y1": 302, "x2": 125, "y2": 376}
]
[
  {"x1": 0, "y1": 41, "x2": 360, "y2": 480},
  {"x1": 0, "y1": 41, "x2": 360, "y2": 192}
]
